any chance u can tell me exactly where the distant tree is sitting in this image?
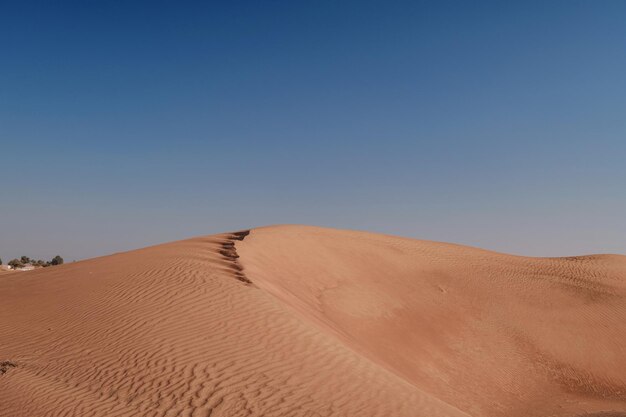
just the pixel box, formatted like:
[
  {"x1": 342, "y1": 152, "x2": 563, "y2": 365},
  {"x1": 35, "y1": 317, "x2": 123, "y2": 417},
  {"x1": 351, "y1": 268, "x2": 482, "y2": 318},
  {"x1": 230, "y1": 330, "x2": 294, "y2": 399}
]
[
  {"x1": 31, "y1": 259, "x2": 45, "y2": 267},
  {"x1": 50, "y1": 255, "x2": 64, "y2": 266},
  {"x1": 0, "y1": 258, "x2": 2, "y2": 265},
  {"x1": 20, "y1": 256, "x2": 31, "y2": 264},
  {"x1": 8, "y1": 259, "x2": 24, "y2": 269}
]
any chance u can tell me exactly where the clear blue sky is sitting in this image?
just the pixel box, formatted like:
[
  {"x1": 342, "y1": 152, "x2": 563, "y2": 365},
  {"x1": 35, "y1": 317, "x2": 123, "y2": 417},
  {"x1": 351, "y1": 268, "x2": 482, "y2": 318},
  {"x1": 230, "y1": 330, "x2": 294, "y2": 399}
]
[{"x1": 1, "y1": 1, "x2": 625, "y2": 261}]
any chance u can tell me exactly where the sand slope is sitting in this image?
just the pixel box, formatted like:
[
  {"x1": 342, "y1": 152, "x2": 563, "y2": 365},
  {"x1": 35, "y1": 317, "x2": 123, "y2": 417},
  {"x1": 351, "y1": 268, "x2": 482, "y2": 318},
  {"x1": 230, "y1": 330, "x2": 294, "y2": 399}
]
[
  {"x1": 1, "y1": 225, "x2": 625, "y2": 417},
  {"x1": 238, "y1": 226, "x2": 626, "y2": 417},
  {"x1": 0, "y1": 231, "x2": 465, "y2": 417}
]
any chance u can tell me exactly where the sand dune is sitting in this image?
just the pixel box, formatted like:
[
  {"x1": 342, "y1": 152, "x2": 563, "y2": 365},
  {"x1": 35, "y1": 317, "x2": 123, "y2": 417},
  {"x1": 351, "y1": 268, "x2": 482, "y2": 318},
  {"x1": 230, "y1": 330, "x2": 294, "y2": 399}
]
[{"x1": 1, "y1": 226, "x2": 625, "y2": 417}]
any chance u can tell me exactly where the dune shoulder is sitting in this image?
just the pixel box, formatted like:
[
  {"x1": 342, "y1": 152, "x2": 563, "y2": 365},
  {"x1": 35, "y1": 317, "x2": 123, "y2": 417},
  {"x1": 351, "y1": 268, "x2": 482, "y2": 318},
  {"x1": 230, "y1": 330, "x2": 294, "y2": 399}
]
[{"x1": 237, "y1": 225, "x2": 626, "y2": 417}]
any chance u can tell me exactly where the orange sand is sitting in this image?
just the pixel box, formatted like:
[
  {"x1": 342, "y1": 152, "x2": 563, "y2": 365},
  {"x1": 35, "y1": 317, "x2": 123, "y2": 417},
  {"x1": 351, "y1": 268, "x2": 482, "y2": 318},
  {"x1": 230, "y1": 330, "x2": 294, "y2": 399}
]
[{"x1": 1, "y1": 225, "x2": 625, "y2": 417}]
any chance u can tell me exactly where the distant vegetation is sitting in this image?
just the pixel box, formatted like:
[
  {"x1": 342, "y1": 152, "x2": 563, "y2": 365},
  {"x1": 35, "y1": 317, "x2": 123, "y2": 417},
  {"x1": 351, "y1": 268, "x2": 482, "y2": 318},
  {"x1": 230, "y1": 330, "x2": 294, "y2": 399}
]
[{"x1": 2, "y1": 255, "x2": 64, "y2": 270}]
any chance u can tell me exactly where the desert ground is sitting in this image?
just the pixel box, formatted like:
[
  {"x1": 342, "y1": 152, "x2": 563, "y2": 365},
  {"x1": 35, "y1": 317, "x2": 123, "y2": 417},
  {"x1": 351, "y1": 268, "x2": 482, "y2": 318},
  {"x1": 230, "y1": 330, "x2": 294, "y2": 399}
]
[{"x1": 1, "y1": 225, "x2": 625, "y2": 417}]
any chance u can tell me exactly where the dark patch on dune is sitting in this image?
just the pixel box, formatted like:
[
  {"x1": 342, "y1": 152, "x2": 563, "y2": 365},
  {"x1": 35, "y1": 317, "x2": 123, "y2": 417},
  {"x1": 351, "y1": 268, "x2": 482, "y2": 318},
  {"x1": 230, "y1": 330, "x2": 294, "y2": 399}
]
[
  {"x1": 219, "y1": 249, "x2": 239, "y2": 259},
  {"x1": 219, "y1": 230, "x2": 253, "y2": 285},
  {"x1": 0, "y1": 361, "x2": 17, "y2": 374},
  {"x1": 231, "y1": 230, "x2": 250, "y2": 241}
]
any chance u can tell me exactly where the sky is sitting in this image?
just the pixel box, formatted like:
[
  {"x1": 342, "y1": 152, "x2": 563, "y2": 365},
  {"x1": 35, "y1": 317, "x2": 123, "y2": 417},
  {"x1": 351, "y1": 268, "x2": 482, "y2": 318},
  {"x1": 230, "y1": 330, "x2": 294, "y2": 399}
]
[{"x1": 1, "y1": 1, "x2": 625, "y2": 261}]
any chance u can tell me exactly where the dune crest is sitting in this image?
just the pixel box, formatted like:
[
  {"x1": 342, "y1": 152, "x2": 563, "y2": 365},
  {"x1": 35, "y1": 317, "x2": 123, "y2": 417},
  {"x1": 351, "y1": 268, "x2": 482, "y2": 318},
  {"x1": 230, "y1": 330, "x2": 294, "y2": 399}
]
[
  {"x1": 1, "y1": 225, "x2": 625, "y2": 417},
  {"x1": 0, "y1": 230, "x2": 465, "y2": 417}
]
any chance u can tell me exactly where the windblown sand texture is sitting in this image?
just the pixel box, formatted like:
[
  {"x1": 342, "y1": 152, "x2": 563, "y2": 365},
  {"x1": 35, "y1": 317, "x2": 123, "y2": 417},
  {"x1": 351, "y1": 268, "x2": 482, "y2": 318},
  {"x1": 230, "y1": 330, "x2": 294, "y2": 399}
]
[{"x1": 1, "y1": 225, "x2": 625, "y2": 417}]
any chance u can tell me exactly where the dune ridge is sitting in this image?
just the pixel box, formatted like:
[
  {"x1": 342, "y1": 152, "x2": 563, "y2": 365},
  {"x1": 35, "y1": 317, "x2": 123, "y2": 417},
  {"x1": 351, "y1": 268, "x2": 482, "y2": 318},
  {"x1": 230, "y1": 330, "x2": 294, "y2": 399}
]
[
  {"x1": 1, "y1": 225, "x2": 625, "y2": 417},
  {"x1": 0, "y1": 229, "x2": 466, "y2": 417}
]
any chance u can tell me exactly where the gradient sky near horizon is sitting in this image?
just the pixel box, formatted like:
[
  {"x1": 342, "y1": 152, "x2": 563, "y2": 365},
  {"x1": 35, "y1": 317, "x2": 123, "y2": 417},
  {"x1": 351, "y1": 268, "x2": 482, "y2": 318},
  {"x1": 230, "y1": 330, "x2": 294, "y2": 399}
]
[{"x1": 1, "y1": 1, "x2": 625, "y2": 261}]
